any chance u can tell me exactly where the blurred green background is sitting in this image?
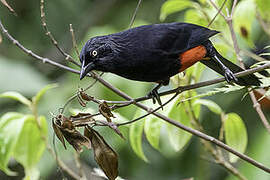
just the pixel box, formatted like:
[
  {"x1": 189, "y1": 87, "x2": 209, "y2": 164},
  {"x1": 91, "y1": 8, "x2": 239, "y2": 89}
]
[{"x1": 0, "y1": 0, "x2": 270, "y2": 179}]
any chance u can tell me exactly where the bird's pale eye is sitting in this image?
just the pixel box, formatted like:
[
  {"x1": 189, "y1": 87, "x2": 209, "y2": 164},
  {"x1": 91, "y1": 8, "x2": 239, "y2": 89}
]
[{"x1": 91, "y1": 50, "x2": 98, "y2": 57}]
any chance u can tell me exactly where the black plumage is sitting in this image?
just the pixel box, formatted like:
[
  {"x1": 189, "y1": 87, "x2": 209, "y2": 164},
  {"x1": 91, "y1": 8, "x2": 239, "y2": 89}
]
[{"x1": 79, "y1": 22, "x2": 261, "y2": 86}]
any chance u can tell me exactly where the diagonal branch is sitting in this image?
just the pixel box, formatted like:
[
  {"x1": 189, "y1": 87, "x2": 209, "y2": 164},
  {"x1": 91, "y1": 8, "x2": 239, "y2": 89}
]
[
  {"x1": 1, "y1": 16, "x2": 270, "y2": 173},
  {"x1": 129, "y1": 0, "x2": 143, "y2": 28}
]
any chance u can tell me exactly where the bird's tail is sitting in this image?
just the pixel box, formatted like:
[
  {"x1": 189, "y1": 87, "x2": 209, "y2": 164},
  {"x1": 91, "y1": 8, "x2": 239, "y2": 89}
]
[{"x1": 200, "y1": 49, "x2": 261, "y2": 86}]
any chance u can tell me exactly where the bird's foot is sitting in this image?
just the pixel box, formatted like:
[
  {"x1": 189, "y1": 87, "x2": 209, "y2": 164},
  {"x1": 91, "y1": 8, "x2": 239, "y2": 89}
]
[
  {"x1": 148, "y1": 89, "x2": 163, "y2": 109},
  {"x1": 224, "y1": 68, "x2": 238, "y2": 84}
]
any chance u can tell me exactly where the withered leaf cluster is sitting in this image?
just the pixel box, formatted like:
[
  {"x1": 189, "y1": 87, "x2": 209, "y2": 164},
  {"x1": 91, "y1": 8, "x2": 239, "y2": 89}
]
[
  {"x1": 99, "y1": 101, "x2": 115, "y2": 122},
  {"x1": 52, "y1": 113, "x2": 119, "y2": 180},
  {"x1": 52, "y1": 114, "x2": 91, "y2": 152},
  {"x1": 77, "y1": 88, "x2": 94, "y2": 107}
]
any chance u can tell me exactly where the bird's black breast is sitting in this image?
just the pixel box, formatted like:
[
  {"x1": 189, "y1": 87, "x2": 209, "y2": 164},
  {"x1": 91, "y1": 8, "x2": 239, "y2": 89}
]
[{"x1": 97, "y1": 23, "x2": 218, "y2": 82}]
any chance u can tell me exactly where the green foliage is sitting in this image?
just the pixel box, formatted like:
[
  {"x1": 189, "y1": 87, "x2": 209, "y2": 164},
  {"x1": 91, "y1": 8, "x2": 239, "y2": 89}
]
[
  {"x1": 160, "y1": 0, "x2": 193, "y2": 21},
  {"x1": 184, "y1": 9, "x2": 207, "y2": 26},
  {"x1": 224, "y1": 113, "x2": 248, "y2": 163},
  {"x1": 0, "y1": 113, "x2": 25, "y2": 176},
  {"x1": 167, "y1": 111, "x2": 191, "y2": 152},
  {"x1": 193, "y1": 99, "x2": 222, "y2": 115},
  {"x1": 129, "y1": 109, "x2": 148, "y2": 162},
  {"x1": 233, "y1": 0, "x2": 256, "y2": 47},
  {"x1": 0, "y1": 92, "x2": 31, "y2": 108},
  {"x1": 144, "y1": 116, "x2": 162, "y2": 150},
  {"x1": 166, "y1": 94, "x2": 195, "y2": 152},
  {"x1": 13, "y1": 115, "x2": 47, "y2": 180},
  {"x1": 0, "y1": 85, "x2": 55, "y2": 179},
  {"x1": 255, "y1": 0, "x2": 270, "y2": 20},
  {"x1": 32, "y1": 84, "x2": 58, "y2": 107}
]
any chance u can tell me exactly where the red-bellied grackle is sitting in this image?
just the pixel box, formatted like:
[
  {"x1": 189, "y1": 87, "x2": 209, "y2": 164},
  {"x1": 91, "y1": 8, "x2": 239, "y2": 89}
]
[{"x1": 79, "y1": 22, "x2": 261, "y2": 105}]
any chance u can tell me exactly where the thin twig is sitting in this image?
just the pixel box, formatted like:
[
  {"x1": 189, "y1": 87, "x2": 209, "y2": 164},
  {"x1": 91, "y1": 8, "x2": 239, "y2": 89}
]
[
  {"x1": 241, "y1": 49, "x2": 268, "y2": 62},
  {"x1": 132, "y1": 63, "x2": 270, "y2": 103},
  {"x1": 129, "y1": 0, "x2": 143, "y2": 28},
  {"x1": 208, "y1": 0, "x2": 228, "y2": 27},
  {"x1": 69, "y1": 24, "x2": 80, "y2": 58},
  {"x1": 0, "y1": 19, "x2": 79, "y2": 74},
  {"x1": 117, "y1": 92, "x2": 179, "y2": 126},
  {"x1": 249, "y1": 91, "x2": 270, "y2": 133},
  {"x1": 209, "y1": 0, "x2": 227, "y2": 19},
  {"x1": 1, "y1": 16, "x2": 270, "y2": 173},
  {"x1": 46, "y1": 144, "x2": 81, "y2": 180},
  {"x1": 74, "y1": 151, "x2": 87, "y2": 180},
  {"x1": 40, "y1": 0, "x2": 78, "y2": 65}
]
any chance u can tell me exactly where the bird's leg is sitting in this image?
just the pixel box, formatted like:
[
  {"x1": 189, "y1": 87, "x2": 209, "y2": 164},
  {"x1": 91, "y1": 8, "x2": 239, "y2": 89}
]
[
  {"x1": 148, "y1": 83, "x2": 163, "y2": 108},
  {"x1": 212, "y1": 55, "x2": 238, "y2": 83},
  {"x1": 204, "y1": 41, "x2": 238, "y2": 83}
]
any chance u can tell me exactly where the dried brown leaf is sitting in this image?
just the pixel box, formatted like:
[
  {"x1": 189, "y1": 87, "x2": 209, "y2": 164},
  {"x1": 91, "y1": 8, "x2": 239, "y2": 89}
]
[
  {"x1": 99, "y1": 102, "x2": 114, "y2": 122},
  {"x1": 77, "y1": 95, "x2": 86, "y2": 107},
  {"x1": 105, "y1": 121, "x2": 125, "y2": 140},
  {"x1": 1, "y1": 0, "x2": 16, "y2": 15},
  {"x1": 52, "y1": 118, "x2": 66, "y2": 149},
  {"x1": 80, "y1": 90, "x2": 94, "y2": 101},
  {"x1": 54, "y1": 114, "x2": 91, "y2": 152},
  {"x1": 0, "y1": 34, "x2": 2, "y2": 44},
  {"x1": 61, "y1": 128, "x2": 91, "y2": 153},
  {"x1": 85, "y1": 128, "x2": 118, "y2": 180},
  {"x1": 71, "y1": 112, "x2": 95, "y2": 127},
  {"x1": 71, "y1": 112, "x2": 92, "y2": 119}
]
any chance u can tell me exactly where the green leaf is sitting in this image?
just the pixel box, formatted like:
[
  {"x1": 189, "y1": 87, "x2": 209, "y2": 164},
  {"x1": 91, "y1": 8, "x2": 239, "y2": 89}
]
[
  {"x1": 144, "y1": 116, "x2": 162, "y2": 150},
  {"x1": 184, "y1": 9, "x2": 208, "y2": 26},
  {"x1": 13, "y1": 115, "x2": 47, "y2": 180},
  {"x1": 166, "y1": 95, "x2": 193, "y2": 151},
  {"x1": 224, "y1": 113, "x2": 248, "y2": 163},
  {"x1": 32, "y1": 84, "x2": 58, "y2": 107},
  {"x1": 233, "y1": 0, "x2": 256, "y2": 47},
  {"x1": 24, "y1": 167, "x2": 40, "y2": 180},
  {"x1": 193, "y1": 99, "x2": 222, "y2": 115},
  {"x1": 0, "y1": 112, "x2": 26, "y2": 175},
  {"x1": 160, "y1": 0, "x2": 192, "y2": 21},
  {"x1": 0, "y1": 91, "x2": 31, "y2": 107},
  {"x1": 255, "y1": 0, "x2": 270, "y2": 21},
  {"x1": 129, "y1": 109, "x2": 148, "y2": 162}
]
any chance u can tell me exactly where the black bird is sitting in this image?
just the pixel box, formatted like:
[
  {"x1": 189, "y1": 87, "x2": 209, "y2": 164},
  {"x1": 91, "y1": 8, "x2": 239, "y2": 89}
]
[{"x1": 79, "y1": 22, "x2": 261, "y2": 104}]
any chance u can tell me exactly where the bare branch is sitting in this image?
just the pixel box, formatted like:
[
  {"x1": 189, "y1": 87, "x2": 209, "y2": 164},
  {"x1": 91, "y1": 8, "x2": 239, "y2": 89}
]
[
  {"x1": 46, "y1": 144, "x2": 81, "y2": 180},
  {"x1": 1, "y1": 13, "x2": 270, "y2": 173},
  {"x1": 0, "y1": 19, "x2": 79, "y2": 74},
  {"x1": 209, "y1": 0, "x2": 227, "y2": 19},
  {"x1": 129, "y1": 0, "x2": 143, "y2": 28},
  {"x1": 249, "y1": 91, "x2": 270, "y2": 133},
  {"x1": 208, "y1": 0, "x2": 228, "y2": 27},
  {"x1": 69, "y1": 24, "x2": 80, "y2": 58}
]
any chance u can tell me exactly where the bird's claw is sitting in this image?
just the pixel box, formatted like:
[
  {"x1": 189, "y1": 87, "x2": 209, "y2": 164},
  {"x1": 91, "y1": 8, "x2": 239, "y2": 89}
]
[
  {"x1": 148, "y1": 89, "x2": 163, "y2": 109},
  {"x1": 224, "y1": 68, "x2": 238, "y2": 84}
]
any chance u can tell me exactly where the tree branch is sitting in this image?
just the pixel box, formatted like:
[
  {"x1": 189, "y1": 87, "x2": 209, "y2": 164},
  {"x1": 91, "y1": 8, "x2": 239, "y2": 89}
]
[{"x1": 1, "y1": 14, "x2": 270, "y2": 174}]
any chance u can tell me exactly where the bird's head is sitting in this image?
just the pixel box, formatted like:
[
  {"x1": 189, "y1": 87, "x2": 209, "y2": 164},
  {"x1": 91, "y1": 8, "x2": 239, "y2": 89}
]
[{"x1": 79, "y1": 37, "x2": 112, "y2": 80}]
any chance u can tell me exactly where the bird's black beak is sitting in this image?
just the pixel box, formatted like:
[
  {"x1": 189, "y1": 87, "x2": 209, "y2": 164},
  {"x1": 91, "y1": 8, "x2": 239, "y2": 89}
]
[{"x1": 80, "y1": 61, "x2": 95, "y2": 80}]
